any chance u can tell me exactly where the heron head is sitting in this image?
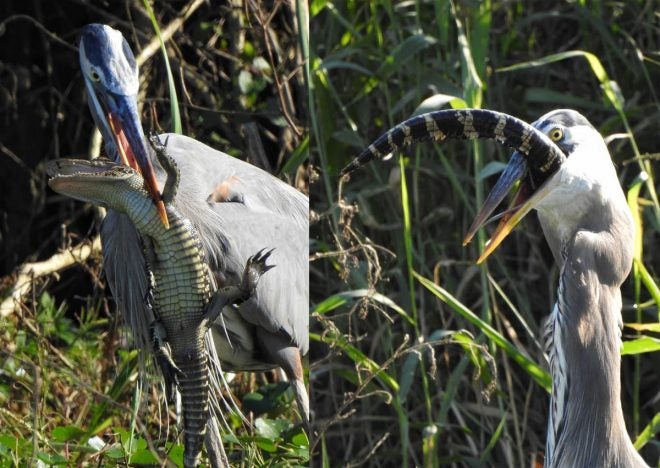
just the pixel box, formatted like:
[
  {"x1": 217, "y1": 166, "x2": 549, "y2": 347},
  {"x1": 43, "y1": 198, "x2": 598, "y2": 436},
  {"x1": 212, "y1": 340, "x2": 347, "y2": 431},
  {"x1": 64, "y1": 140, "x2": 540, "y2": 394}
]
[
  {"x1": 79, "y1": 24, "x2": 168, "y2": 227},
  {"x1": 465, "y1": 109, "x2": 597, "y2": 262}
]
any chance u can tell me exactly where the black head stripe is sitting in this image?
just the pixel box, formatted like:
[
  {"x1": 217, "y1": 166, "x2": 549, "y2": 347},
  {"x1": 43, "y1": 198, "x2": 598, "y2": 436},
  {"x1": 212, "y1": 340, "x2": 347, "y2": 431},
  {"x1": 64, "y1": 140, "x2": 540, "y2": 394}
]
[
  {"x1": 79, "y1": 24, "x2": 108, "y2": 68},
  {"x1": 342, "y1": 109, "x2": 566, "y2": 183},
  {"x1": 533, "y1": 109, "x2": 595, "y2": 131}
]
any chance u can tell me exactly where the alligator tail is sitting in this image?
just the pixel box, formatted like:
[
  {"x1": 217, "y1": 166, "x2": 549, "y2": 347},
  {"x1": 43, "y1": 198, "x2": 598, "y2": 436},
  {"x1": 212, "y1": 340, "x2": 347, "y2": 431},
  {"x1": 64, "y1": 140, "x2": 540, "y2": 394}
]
[
  {"x1": 340, "y1": 109, "x2": 565, "y2": 187},
  {"x1": 178, "y1": 350, "x2": 209, "y2": 468}
]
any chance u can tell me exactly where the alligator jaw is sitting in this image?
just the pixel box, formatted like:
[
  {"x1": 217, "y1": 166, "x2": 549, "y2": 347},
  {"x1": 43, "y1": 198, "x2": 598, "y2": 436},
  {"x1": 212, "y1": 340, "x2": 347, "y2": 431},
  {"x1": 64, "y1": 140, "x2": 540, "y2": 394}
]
[{"x1": 47, "y1": 158, "x2": 141, "y2": 210}]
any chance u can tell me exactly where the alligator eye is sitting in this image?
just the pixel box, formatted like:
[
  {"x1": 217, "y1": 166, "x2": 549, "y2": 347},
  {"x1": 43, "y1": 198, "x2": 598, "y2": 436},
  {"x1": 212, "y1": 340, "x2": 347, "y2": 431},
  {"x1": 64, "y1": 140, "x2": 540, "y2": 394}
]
[
  {"x1": 549, "y1": 127, "x2": 563, "y2": 142},
  {"x1": 89, "y1": 68, "x2": 101, "y2": 82}
]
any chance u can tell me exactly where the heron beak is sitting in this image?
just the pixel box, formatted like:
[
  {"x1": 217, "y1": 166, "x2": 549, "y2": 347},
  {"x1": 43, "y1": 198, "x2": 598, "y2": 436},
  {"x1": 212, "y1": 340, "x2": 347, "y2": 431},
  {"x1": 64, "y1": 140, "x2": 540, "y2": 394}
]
[
  {"x1": 103, "y1": 94, "x2": 169, "y2": 228},
  {"x1": 463, "y1": 151, "x2": 526, "y2": 247},
  {"x1": 464, "y1": 151, "x2": 559, "y2": 264}
]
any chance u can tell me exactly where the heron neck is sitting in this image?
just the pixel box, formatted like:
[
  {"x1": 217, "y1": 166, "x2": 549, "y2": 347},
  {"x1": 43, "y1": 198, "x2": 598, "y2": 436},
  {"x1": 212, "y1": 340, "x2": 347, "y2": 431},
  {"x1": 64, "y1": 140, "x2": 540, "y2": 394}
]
[
  {"x1": 537, "y1": 187, "x2": 634, "y2": 281},
  {"x1": 542, "y1": 188, "x2": 642, "y2": 466},
  {"x1": 545, "y1": 283, "x2": 641, "y2": 467}
]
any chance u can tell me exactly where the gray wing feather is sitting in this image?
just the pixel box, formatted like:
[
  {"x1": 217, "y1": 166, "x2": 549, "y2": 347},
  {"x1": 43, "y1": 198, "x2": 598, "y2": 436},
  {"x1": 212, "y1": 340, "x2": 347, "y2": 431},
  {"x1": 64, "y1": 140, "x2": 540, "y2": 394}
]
[
  {"x1": 101, "y1": 211, "x2": 155, "y2": 350},
  {"x1": 205, "y1": 203, "x2": 309, "y2": 354},
  {"x1": 159, "y1": 134, "x2": 308, "y2": 354}
]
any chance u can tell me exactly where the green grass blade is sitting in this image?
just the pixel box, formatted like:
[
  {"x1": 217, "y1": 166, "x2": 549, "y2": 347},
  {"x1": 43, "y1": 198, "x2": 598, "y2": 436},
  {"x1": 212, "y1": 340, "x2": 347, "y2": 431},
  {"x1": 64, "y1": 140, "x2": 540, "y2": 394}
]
[
  {"x1": 143, "y1": 0, "x2": 182, "y2": 134},
  {"x1": 414, "y1": 271, "x2": 551, "y2": 391},
  {"x1": 281, "y1": 135, "x2": 309, "y2": 177},
  {"x1": 480, "y1": 413, "x2": 506, "y2": 464},
  {"x1": 313, "y1": 289, "x2": 415, "y2": 326},
  {"x1": 399, "y1": 156, "x2": 418, "y2": 329},
  {"x1": 635, "y1": 260, "x2": 660, "y2": 320},
  {"x1": 633, "y1": 411, "x2": 660, "y2": 450},
  {"x1": 309, "y1": 332, "x2": 399, "y2": 392}
]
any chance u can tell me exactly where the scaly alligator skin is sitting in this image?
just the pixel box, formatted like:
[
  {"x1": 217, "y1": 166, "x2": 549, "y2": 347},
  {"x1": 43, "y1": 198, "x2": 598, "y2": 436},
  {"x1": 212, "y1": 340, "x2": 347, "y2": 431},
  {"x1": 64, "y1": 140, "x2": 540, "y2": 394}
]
[
  {"x1": 341, "y1": 109, "x2": 566, "y2": 187},
  {"x1": 47, "y1": 139, "x2": 273, "y2": 467}
]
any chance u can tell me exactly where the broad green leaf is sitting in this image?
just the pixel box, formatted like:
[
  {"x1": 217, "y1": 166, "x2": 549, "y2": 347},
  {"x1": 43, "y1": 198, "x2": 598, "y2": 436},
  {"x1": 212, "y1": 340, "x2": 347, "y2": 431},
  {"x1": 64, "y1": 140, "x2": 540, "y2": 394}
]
[
  {"x1": 52, "y1": 425, "x2": 86, "y2": 442},
  {"x1": 621, "y1": 337, "x2": 660, "y2": 355},
  {"x1": 255, "y1": 418, "x2": 289, "y2": 440},
  {"x1": 130, "y1": 448, "x2": 159, "y2": 465}
]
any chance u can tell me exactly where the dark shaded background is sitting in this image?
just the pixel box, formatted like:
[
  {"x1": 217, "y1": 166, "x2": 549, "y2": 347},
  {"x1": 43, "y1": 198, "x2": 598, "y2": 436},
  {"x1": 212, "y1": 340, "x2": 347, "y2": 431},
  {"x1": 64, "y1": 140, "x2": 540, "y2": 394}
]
[{"x1": 0, "y1": 0, "x2": 306, "y2": 282}]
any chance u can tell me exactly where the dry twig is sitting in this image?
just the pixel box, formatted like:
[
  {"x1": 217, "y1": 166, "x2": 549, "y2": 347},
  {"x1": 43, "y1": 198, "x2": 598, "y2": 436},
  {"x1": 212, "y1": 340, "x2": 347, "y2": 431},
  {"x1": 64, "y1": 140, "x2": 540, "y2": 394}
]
[{"x1": 0, "y1": 236, "x2": 101, "y2": 317}]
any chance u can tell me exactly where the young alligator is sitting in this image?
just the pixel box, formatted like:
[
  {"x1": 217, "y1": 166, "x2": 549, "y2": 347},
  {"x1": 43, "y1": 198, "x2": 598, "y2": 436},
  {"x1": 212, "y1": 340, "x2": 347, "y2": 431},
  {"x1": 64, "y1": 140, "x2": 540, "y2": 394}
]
[
  {"x1": 47, "y1": 139, "x2": 274, "y2": 467},
  {"x1": 341, "y1": 108, "x2": 566, "y2": 187}
]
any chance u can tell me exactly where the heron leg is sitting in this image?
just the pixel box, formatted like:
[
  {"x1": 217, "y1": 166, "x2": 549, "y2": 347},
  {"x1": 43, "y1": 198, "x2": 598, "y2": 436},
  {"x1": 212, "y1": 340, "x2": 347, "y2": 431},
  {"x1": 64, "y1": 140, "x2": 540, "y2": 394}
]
[
  {"x1": 256, "y1": 328, "x2": 309, "y2": 431},
  {"x1": 150, "y1": 320, "x2": 183, "y2": 402},
  {"x1": 201, "y1": 248, "x2": 275, "y2": 327}
]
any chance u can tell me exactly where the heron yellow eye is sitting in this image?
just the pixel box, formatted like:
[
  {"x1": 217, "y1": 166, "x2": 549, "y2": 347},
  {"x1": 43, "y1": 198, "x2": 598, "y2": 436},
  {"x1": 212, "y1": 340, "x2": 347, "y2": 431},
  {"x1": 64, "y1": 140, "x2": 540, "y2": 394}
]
[
  {"x1": 89, "y1": 69, "x2": 101, "y2": 82},
  {"x1": 549, "y1": 128, "x2": 563, "y2": 141}
]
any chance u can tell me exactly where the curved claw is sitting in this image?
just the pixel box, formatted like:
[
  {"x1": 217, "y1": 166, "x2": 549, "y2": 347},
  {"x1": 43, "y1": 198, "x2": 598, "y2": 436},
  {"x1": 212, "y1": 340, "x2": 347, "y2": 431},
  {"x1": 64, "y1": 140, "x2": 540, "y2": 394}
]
[
  {"x1": 242, "y1": 248, "x2": 276, "y2": 294},
  {"x1": 156, "y1": 348, "x2": 184, "y2": 403}
]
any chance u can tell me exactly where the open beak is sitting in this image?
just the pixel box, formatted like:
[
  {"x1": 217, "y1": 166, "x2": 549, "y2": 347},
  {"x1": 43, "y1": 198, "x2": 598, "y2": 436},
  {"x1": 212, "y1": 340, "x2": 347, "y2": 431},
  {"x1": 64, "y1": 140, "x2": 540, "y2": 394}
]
[
  {"x1": 463, "y1": 151, "x2": 559, "y2": 264},
  {"x1": 91, "y1": 88, "x2": 169, "y2": 228}
]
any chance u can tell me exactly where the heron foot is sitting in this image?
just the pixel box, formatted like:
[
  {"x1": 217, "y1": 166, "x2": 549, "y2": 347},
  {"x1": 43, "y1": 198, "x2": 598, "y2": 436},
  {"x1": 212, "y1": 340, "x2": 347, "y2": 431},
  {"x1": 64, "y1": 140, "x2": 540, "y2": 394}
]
[{"x1": 151, "y1": 321, "x2": 183, "y2": 402}]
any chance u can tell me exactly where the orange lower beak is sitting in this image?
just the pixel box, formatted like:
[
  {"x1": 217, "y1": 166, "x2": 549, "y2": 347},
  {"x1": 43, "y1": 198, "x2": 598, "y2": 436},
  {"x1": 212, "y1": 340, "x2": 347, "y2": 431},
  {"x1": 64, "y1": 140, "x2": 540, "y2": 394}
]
[
  {"x1": 464, "y1": 151, "x2": 560, "y2": 263},
  {"x1": 108, "y1": 113, "x2": 169, "y2": 228}
]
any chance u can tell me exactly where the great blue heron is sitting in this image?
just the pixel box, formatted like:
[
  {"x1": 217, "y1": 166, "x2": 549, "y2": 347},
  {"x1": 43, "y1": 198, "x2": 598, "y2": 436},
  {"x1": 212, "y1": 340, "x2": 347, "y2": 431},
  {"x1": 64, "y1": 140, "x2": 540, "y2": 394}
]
[
  {"x1": 343, "y1": 109, "x2": 648, "y2": 467},
  {"x1": 75, "y1": 22, "x2": 309, "y2": 446}
]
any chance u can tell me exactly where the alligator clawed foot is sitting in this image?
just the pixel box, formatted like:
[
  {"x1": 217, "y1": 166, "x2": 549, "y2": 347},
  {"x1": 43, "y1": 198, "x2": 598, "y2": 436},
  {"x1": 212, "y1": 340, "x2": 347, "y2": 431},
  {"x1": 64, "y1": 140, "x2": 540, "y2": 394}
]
[
  {"x1": 156, "y1": 348, "x2": 184, "y2": 403},
  {"x1": 241, "y1": 248, "x2": 275, "y2": 294},
  {"x1": 151, "y1": 321, "x2": 183, "y2": 402},
  {"x1": 148, "y1": 133, "x2": 169, "y2": 152}
]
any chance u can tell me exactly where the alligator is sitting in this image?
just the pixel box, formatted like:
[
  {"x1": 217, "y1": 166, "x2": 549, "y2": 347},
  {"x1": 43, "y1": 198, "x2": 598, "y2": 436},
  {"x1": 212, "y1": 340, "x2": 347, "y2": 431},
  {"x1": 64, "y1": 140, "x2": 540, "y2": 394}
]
[{"x1": 47, "y1": 138, "x2": 274, "y2": 467}]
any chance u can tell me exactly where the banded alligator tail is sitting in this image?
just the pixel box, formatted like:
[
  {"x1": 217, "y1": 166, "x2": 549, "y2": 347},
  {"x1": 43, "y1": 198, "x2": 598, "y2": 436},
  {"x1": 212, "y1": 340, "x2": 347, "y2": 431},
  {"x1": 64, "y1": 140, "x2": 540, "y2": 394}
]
[
  {"x1": 177, "y1": 350, "x2": 209, "y2": 467},
  {"x1": 341, "y1": 109, "x2": 566, "y2": 187}
]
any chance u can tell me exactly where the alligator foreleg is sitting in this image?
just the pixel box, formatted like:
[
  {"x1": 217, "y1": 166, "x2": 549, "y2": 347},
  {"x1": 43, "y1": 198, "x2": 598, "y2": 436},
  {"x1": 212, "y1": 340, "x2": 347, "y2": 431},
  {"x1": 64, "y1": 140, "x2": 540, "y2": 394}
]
[{"x1": 201, "y1": 248, "x2": 275, "y2": 327}]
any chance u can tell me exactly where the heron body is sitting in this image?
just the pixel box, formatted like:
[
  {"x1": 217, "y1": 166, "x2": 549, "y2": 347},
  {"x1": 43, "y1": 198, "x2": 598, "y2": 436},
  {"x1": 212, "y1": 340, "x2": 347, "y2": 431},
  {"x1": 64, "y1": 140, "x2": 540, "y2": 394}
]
[
  {"x1": 347, "y1": 108, "x2": 648, "y2": 466},
  {"x1": 77, "y1": 22, "x2": 309, "y2": 448},
  {"x1": 528, "y1": 110, "x2": 646, "y2": 467}
]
